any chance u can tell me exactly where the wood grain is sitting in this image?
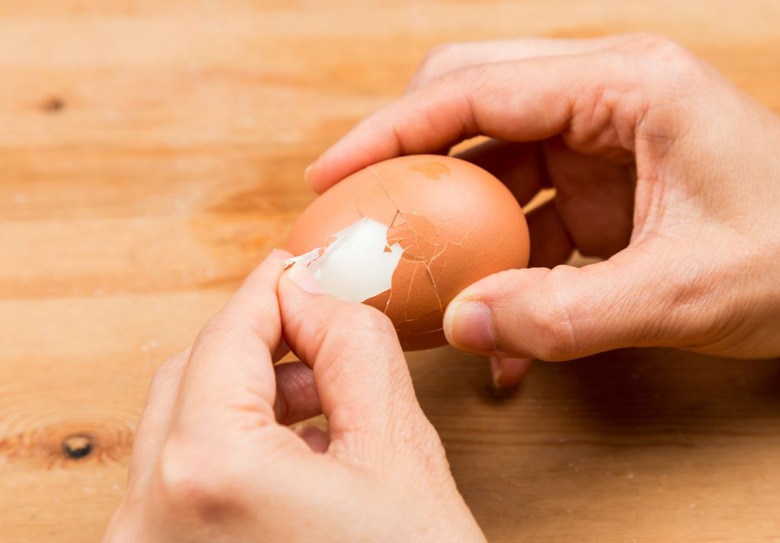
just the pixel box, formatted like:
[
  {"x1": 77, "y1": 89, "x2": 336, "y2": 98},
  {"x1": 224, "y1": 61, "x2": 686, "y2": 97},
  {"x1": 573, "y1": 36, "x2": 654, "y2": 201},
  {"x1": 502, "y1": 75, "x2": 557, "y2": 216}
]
[{"x1": 1, "y1": 1, "x2": 779, "y2": 541}]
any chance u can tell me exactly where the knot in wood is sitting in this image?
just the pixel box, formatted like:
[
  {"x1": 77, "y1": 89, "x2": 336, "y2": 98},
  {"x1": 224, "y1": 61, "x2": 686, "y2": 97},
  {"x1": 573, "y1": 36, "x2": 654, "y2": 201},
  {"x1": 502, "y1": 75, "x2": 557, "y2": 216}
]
[{"x1": 61, "y1": 433, "x2": 94, "y2": 460}]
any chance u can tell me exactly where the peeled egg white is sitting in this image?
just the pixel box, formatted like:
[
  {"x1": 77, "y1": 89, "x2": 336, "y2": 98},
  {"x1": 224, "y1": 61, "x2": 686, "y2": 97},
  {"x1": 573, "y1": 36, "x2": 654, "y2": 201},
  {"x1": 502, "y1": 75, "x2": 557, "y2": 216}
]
[{"x1": 285, "y1": 155, "x2": 530, "y2": 350}]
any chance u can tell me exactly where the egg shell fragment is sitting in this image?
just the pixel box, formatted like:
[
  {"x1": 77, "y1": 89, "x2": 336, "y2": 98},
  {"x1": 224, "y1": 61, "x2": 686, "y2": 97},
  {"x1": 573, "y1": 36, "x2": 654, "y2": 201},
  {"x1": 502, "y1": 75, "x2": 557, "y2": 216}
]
[{"x1": 285, "y1": 154, "x2": 530, "y2": 350}]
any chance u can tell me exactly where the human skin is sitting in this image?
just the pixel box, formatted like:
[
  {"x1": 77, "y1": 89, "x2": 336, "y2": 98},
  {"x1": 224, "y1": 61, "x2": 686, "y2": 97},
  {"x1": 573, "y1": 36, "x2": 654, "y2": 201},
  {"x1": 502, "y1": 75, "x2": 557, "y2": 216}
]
[
  {"x1": 103, "y1": 251, "x2": 486, "y2": 542},
  {"x1": 305, "y1": 34, "x2": 780, "y2": 386},
  {"x1": 105, "y1": 35, "x2": 780, "y2": 540}
]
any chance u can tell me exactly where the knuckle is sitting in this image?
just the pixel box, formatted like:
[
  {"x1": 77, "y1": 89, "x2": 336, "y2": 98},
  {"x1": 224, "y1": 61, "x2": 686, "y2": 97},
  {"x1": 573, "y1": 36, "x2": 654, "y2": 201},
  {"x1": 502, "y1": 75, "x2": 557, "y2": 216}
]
[
  {"x1": 623, "y1": 33, "x2": 703, "y2": 81},
  {"x1": 192, "y1": 313, "x2": 252, "y2": 352},
  {"x1": 155, "y1": 438, "x2": 242, "y2": 519}
]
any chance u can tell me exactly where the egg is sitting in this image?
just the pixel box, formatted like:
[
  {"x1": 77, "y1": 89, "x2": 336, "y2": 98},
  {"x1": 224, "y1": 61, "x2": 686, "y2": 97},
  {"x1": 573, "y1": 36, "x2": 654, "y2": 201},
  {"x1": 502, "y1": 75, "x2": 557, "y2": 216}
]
[{"x1": 285, "y1": 154, "x2": 529, "y2": 350}]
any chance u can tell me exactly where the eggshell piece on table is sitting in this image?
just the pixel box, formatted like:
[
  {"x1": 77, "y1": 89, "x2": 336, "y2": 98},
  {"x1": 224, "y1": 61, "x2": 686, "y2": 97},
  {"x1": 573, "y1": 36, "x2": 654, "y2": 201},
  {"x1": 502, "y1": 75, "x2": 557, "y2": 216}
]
[{"x1": 285, "y1": 154, "x2": 530, "y2": 350}]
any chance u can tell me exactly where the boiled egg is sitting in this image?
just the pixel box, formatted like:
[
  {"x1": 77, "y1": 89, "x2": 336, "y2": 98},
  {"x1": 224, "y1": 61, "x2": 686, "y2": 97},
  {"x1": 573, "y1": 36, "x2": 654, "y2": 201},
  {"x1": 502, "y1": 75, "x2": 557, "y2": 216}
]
[{"x1": 285, "y1": 154, "x2": 529, "y2": 350}]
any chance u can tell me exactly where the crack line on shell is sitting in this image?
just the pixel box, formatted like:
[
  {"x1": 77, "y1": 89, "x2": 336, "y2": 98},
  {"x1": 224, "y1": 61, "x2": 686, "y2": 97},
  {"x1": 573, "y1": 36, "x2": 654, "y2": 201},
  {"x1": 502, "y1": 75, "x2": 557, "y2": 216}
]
[
  {"x1": 369, "y1": 166, "x2": 415, "y2": 314},
  {"x1": 403, "y1": 262, "x2": 420, "y2": 321},
  {"x1": 423, "y1": 260, "x2": 444, "y2": 313},
  {"x1": 367, "y1": 167, "x2": 407, "y2": 316},
  {"x1": 423, "y1": 210, "x2": 481, "y2": 317},
  {"x1": 367, "y1": 166, "x2": 404, "y2": 214},
  {"x1": 368, "y1": 164, "x2": 448, "y2": 329}
]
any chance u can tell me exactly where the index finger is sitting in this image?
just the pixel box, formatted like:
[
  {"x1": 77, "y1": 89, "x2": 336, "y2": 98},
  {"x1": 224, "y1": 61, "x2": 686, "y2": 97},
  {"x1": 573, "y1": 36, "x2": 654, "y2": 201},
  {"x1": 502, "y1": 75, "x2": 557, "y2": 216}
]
[
  {"x1": 170, "y1": 250, "x2": 290, "y2": 437},
  {"x1": 305, "y1": 49, "x2": 644, "y2": 193}
]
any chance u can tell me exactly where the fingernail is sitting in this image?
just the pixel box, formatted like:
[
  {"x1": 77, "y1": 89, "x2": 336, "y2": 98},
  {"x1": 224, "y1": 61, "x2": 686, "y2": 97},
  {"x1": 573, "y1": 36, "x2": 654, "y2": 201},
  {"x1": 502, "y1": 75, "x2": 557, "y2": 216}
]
[
  {"x1": 286, "y1": 264, "x2": 324, "y2": 294},
  {"x1": 445, "y1": 301, "x2": 495, "y2": 352},
  {"x1": 303, "y1": 162, "x2": 315, "y2": 183}
]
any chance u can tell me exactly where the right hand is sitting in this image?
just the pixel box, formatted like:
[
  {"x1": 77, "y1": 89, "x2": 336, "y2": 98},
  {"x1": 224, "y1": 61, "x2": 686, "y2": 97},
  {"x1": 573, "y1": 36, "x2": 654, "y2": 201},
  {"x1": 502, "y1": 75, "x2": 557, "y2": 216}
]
[{"x1": 305, "y1": 34, "x2": 780, "y2": 383}]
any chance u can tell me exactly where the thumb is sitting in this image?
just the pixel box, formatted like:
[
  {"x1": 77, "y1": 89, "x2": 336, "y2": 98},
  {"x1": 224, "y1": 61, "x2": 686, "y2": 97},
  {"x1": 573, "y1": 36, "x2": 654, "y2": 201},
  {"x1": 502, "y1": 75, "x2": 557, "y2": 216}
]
[
  {"x1": 278, "y1": 264, "x2": 426, "y2": 440},
  {"x1": 443, "y1": 248, "x2": 675, "y2": 361}
]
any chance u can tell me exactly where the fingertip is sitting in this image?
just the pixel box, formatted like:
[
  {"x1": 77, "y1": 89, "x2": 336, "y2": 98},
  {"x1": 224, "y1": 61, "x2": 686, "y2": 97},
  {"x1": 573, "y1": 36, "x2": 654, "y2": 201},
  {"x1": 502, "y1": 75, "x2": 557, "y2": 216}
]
[
  {"x1": 268, "y1": 248, "x2": 294, "y2": 265},
  {"x1": 304, "y1": 107, "x2": 411, "y2": 194},
  {"x1": 277, "y1": 265, "x2": 339, "y2": 365},
  {"x1": 278, "y1": 266, "x2": 320, "y2": 338},
  {"x1": 443, "y1": 268, "x2": 546, "y2": 357},
  {"x1": 443, "y1": 269, "x2": 521, "y2": 354},
  {"x1": 270, "y1": 248, "x2": 293, "y2": 256},
  {"x1": 303, "y1": 161, "x2": 315, "y2": 183},
  {"x1": 277, "y1": 266, "x2": 327, "y2": 337},
  {"x1": 304, "y1": 161, "x2": 328, "y2": 194},
  {"x1": 490, "y1": 356, "x2": 533, "y2": 389},
  {"x1": 304, "y1": 145, "x2": 355, "y2": 194},
  {"x1": 443, "y1": 299, "x2": 497, "y2": 355}
]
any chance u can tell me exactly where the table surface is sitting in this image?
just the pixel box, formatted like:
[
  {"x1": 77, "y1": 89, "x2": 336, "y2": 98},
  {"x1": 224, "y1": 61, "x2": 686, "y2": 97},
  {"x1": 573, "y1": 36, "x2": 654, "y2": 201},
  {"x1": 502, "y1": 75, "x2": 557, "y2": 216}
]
[{"x1": 2, "y1": 1, "x2": 780, "y2": 541}]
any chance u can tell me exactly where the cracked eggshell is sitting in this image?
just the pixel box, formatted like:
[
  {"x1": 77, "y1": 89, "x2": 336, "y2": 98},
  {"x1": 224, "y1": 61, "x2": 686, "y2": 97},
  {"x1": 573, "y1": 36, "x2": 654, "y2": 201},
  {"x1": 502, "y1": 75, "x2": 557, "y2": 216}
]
[{"x1": 285, "y1": 154, "x2": 530, "y2": 350}]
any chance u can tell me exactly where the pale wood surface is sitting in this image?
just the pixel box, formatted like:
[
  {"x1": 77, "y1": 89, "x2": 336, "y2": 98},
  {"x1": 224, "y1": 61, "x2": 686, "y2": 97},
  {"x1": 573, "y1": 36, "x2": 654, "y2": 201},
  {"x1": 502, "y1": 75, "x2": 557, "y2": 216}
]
[{"x1": 2, "y1": 1, "x2": 780, "y2": 541}]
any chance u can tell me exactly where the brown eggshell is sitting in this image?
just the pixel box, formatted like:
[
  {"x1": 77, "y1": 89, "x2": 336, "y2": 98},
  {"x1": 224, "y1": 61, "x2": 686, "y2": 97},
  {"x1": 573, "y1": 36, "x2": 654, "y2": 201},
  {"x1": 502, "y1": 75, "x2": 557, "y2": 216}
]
[{"x1": 285, "y1": 155, "x2": 530, "y2": 350}]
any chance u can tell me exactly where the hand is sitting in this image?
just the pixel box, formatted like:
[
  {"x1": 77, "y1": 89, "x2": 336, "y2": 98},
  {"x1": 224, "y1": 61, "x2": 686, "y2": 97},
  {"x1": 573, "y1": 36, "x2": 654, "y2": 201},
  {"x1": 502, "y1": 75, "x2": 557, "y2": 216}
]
[
  {"x1": 103, "y1": 251, "x2": 485, "y2": 542},
  {"x1": 305, "y1": 34, "x2": 780, "y2": 386}
]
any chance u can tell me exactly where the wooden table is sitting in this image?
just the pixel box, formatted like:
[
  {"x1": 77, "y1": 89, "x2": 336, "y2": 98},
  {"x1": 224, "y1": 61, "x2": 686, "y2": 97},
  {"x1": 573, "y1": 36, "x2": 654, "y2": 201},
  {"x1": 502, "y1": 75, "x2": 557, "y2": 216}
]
[{"x1": 2, "y1": 1, "x2": 779, "y2": 541}]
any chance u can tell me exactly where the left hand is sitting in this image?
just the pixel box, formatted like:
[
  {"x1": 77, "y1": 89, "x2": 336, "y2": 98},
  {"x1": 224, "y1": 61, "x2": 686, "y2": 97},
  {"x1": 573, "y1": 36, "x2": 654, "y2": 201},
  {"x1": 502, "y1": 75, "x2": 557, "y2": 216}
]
[
  {"x1": 103, "y1": 250, "x2": 485, "y2": 543},
  {"x1": 304, "y1": 35, "x2": 780, "y2": 386}
]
